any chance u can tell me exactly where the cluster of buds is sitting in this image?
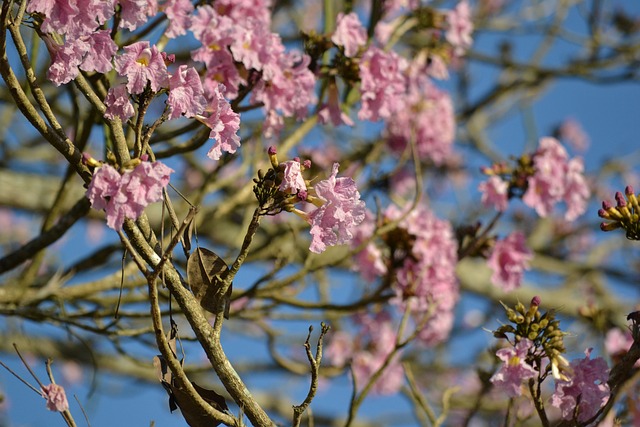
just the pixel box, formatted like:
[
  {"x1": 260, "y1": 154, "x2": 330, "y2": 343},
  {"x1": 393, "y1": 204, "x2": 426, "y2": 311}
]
[
  {"x1": 493, "y1": 297, "x2": 571, "y2": 380},
  {"x1": 480, "y1": 155, "x2": 534, "y2": 199},
  {"x1": 253, "y1": 146, "x2": 314, "y2": 216},
  {"x1": 598, "y1": 186, "x2": 640, "y2": 240}
]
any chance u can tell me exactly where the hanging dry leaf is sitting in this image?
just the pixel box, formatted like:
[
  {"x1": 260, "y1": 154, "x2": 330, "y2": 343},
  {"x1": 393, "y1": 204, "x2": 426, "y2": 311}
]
[{"x1": 186, "y1": 247, "x2": 231, "y2": 317}]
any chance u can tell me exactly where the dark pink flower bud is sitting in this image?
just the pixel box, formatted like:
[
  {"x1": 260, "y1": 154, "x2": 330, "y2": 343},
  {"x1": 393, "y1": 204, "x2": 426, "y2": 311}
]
[
  {"x1": 615, "y1": 191, "x2": 626, "y2": 207},
  {"x1": 602, "y1": 200, "x2": 613, "y2": 210},
  {"x1": 531, "y1": 296, "x2": 541, "y2": 307},
  {"x1": 268, "y1": 146, "x2": 277, "y2": 155},
  {"x1": 597, "y1": 209, "x2": 609, "y2": 218},
  {"x1": 297, "y1": 190, "x2": 308, "y2": 201},
  {"x1": 626, "y1": 185, "x2": 635, "y2": 196},
  {"x1": 161, "y1": 52, "x2": 175, "y2": 65},
  {"x1": 303, "y1": 159, "x2": 312, "y2": 169}
]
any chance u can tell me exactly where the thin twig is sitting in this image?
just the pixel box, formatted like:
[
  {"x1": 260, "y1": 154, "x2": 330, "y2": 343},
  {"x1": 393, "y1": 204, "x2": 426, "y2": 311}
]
[{"x1": 292, "y1": 323, "x2": 330, "y2": 427}]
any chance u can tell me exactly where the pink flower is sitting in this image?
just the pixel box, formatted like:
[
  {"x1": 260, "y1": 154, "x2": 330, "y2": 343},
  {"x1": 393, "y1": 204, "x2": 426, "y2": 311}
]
[
  {"x1": 28, "y1": 0, "x2": 79, "y2": 35},
  {"x1": 41, "y1": 383, "x2": 69, "y2": 412},
  {"x1": 382, "y1": 203, "x2": 459, "y2": 345},
  {"x1": 478, "y1": 175, "x2": 509, "y2": 211},
  {"x1": 167, "y1": 65, "x2": 207, "y2": 119},
  {"x1": 114, "y1": 41, "x2": 169, "y2": 94},
  {"x1": 385, "y1": 76, "x2": 455, "y2": 165},
  {"x1": 343, "y1": 312, "x2": 405, "y2": 395},
  {"x1": 212, "y1": 0, "x2": 271, "y2": 27},
  {"x1": 488, "y1": 232, "x2": 532, "y2": 292},
  {"x1": 551, "y1": 348, "x2": 610, "y2": 423},
  {"x1": 196, "y1": 82, "x2": 241, "y2": 161},
  {"x1": 86, "y1": 161, "x2": 173, "y2": 229},
  {"x1": 118, "y1": 0, "x2": 157, "y2": 31},
  {"x1": 279, "y1": 160, "x2": 307, "y2": 193},
  {"x1": 490, "y1": 339, "x2": 537, "y2": 397},
  {"x1": 162, "y1": 0, "x2": 193, "y2": 38},
  {"x1": 325, "y1": 331, "x2": 354, "y2": 367},
  {"x1": 230, "y1": 20, "x2": 283, "y2": 75},
  {"x1": 332, "y1": 12, "x2": 368, "y2": 58},
  {"x1": 523, "y1": 137, "x2": 590, "y2": 221},
  {"x1": 307, "y1": 164, "x2": 366, "y2": 253},
  {"x1": 358, "y1": 46, "x2": 407, "y2": 122},
  {"x1": 252, "y1": 50, "x2": 317, "y2": 121},
  {"x1": 46, "y1": 37, "x2": 85, "y2": 85},
  {"x1": 81, "y1": 30, "x2": 118, "y2": 74},
  {"x1": 446, "y1": 1, "x2": 474, "y2": 56},
  {"x1": 558, "y1": 118, "x2": 589, "y2": 151},
  {"x1": 351, "y1": 212, "x2": 387, "y2": 281},
  {"x1": 604, "y1": 328, "x2": 639, "y2": 367},
  {"x1": 318, "y1": 81, "x2": 354, "y2": 127},
  {"x1": 104, "y1": 85, "x2": 135, "y2": 122},
  {"x1": 563, "y1": 158, "x2": 590, "y2": 221}
]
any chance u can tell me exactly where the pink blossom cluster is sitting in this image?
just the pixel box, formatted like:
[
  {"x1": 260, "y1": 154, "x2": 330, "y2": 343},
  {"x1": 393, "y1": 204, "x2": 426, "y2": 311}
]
[
  {"x1": 86, "y1": 160, "x2": 173, "y2": 230},
  {"x1": 478, "y1": 137, "x2": 590, "y2": 220},
  {"x1": 605, "y1": 328, "x2": 639, "y2": 366},
  {"x1": 478, "y1": 175, "x2": 509, "y2": 212},
  {"x1": 326, "y1": 312, "x2": 404, "y2": 395},
  {"x1": 385, "y1": 74, "x2": 456, "y2": 165},
  {"x1": 351, "y1": 212, "x2": 387, "y2": 282},
  {"x1": 28, "y1": 0, "x2": 118, "y2": 85},
  {"x1": 332, "y1": 12, "x2": 368, "y2": 58},
  {"x1": 41, "y1": 383, "x2": 69, "y2": 412},
  {"x1": 195, "y1": 82, "x2": 241, "y2": 161},
  {"x1": 389, "y1": 204, "x2": 459, "y2": 345},
  {"x1": 523, "y1": 137, "x2": 590, "y2": 221},
  {"x1": 558, "y1": 118, "x2": 590, "y2": 152},
  {"x1": 550, "y1": 348, "x2": 610, "y2": 423},
  {"x1": 190, "y1": 3, "x2": 316, "y2": 136},
  {"x1": 487, "y1": 232, "x2": 533, "y2": 291},
  {"x1": 446, "y1": 1, "x2": 474, "y2": 56},
  {"x1": 31, "y1": 2, "x2": 243, "y2": 161},
  {"x1": 358, "y1": 46, "x2": 408, "y2": 122},
  {"x1": 490, "y1": 339, "x2": 537, "y2": 397},
  {"x1": 307, "y1": 164, "x2": 366, "y2": 254},
  {"x1": 352, "y1": 203, "x2": 459, "y2": 346}
]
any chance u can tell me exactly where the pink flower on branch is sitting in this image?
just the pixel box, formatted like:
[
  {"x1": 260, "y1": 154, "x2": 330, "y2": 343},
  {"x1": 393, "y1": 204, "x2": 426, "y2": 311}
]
[
  {"x1": 550, "y1": 348, "x2": 610, "y2": 423},
  {"x1": 162, "y1": 0, "x2": 194, "y2": 38},
  {"x1": 278, "y1": 160, "x2": 307, "y2": 194},
  {"x1": 385, "y1": 76, "x2": 455, "y2": 165},
  {"x1": 104, "y1": 85, "x2": 135, "y2": 122},
  {"x1": 307, "y1": 164, "x2": 366, "y2": 254},
  {"x1": 114, "y1": 41, "x2": 169, "y2": 94},
  {"x1": 41, "y1": 383, "x2": 69, "y2": 412},
  {"x1": 327, "y1": 312, "x2": 404, "y2": 395},
  {"x1": 490, "y1": 339, "x2": 537, "y2": 397},
  {"x1": 195, "y1": 83, "x2": 241, "y2": 161},
  {"x1": 86, "y1": 161, "x2": 173, "y2": 230},
  {"x1": 332, "y1": 12, "x2": 368, "y2": 58},
  {"x1": 167, "y1": 65, "x2": 207, "y2": 120},
  {"x1": 446, "y1": 0, "x2": 474, "y2": 55},
  {"x1": 478, "y1": 175, "x2": 509, "y2": 212},
  {"x1": 523, "y1": 137, "x2": 590, "y2": 221},
  {"x1": 358, "y1": 46, "x2": 407, "y2": 122},
  {"x1": 487, "y1": 231, "x2": 532, "y2": 292}
]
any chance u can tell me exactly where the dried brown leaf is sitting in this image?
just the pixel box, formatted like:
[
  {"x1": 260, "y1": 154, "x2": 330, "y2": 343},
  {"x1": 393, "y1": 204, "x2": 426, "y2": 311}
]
[{"x1": 186, "y1": 247, "x2": 230, "y2": 315}]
